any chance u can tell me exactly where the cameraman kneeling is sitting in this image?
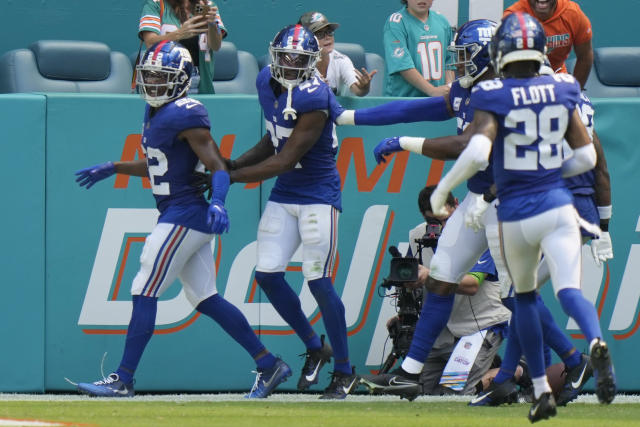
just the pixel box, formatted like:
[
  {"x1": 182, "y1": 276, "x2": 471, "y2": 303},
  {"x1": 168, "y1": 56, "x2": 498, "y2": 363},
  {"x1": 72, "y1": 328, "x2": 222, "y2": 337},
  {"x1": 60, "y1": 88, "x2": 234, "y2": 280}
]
[{"x1": 362, "y1": 186, "x2": 511, "y2": 397}]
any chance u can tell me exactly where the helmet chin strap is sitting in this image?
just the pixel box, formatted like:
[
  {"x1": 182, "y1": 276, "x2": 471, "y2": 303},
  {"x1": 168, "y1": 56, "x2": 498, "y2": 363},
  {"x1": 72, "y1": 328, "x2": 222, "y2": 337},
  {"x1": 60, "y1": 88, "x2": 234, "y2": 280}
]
[
  {"x1": 460, "y1": 65, "x2": 488, "y2": 88},
  {"x1": 282, "y1": 83, "x2": 297, "y2": 120}
]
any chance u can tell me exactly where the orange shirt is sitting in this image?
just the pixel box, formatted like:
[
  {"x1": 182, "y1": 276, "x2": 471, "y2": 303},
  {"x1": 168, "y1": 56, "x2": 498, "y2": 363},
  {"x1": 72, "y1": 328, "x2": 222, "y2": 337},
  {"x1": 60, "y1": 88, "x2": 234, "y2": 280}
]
[{"x1": 504, "y1": 0, "x2": 592, "y2": 73}]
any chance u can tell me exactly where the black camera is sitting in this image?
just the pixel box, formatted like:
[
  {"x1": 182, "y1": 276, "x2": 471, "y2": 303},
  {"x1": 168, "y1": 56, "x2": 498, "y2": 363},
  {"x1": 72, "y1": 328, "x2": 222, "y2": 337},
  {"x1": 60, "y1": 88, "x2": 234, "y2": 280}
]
[
  {"x1": 414, "y1": 219, "x2": 442, "y2": 250},
  {"x1": 381, "y1": 246, "x2": 419, "y2": 288},
  {"x1": 378, "y1": 246, "x2": 424, "y2": 373}
]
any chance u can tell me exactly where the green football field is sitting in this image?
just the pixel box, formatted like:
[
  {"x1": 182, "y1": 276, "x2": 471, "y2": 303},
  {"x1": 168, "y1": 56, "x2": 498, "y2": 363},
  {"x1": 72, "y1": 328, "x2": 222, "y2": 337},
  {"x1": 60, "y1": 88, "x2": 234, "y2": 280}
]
[{"x1": 1, "y1": 394, "x2": 639, "y2": 427}]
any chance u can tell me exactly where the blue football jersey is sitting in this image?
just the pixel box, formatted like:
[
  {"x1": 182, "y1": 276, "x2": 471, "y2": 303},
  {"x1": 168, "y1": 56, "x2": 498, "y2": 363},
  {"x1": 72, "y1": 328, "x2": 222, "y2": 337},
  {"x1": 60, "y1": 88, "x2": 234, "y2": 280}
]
[
  {"x1": 469, "y1": 249, "x2": 498, "y2": 282},
  {"x1": 141, "y1": 97, "x2": 211, "y2": 232},
  {"x1": 470, "y1": 74, "x2": 582, "y2": 221},
  {"x1": 564, "y1": 91, "x2": 595, "y2": 196},
  {"x1": 449, "y1": 81, "x2": 493, "y2": 194},
  {"x1": 256, "y1": 67, "x2": 343, "y2": 211}
]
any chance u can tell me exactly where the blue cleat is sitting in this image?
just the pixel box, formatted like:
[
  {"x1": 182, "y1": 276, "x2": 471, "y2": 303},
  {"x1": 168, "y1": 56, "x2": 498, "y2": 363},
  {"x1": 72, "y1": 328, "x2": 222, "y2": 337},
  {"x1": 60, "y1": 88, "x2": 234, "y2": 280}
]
[
  {"x1": 245, "y1": 358, "x2": 292, "y2": 398},
  {"x1": 297, "y1": 335, "x2": 333, "y2": 391},
  {"x1": 77, "y1": 373, "x2": 134, "y2": 397},
  {"x1": 556, "y1": 353, "x2": 592, "y2": 406},
  {"x1": 320, "y1": 368, "x2": 359, "y2": 400},
  {"x1": 468, "y1": 378, "x2": 518, "y2": 406},
  {"x1": 590, "y1": 339, "x2": 617, "y2": 404}
]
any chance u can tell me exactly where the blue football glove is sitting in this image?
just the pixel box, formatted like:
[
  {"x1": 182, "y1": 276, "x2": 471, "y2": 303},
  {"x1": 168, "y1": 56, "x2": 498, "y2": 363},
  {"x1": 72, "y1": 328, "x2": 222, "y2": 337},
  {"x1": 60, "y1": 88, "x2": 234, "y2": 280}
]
[
  {"x1": 373, "y1": 137, "x2": 403, "y2": 164},
  {"x1": 75, "y1": 162, "x2": 116, "y2": 189},
  {"x1": 207, "y1": 198, "x2": 230, "y2": 234}
]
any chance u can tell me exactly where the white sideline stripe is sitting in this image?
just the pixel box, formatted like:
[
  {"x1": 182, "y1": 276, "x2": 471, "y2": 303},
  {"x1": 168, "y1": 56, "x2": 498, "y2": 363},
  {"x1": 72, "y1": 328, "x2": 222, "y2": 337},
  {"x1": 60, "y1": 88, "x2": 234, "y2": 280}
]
[
  {"x1": 0, "y1": 393, "x2": 639, "y2": 404},
  {"x1": 0, "y1": 420, "x2": 64, "y2": 426}
]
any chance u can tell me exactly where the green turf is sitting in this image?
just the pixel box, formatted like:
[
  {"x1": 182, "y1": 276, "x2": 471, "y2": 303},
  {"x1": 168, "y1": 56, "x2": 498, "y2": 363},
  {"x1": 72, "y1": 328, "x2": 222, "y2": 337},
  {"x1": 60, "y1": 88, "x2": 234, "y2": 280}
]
[{"x1": 1, "y1": 401, "x2": 639, "y2": 427}]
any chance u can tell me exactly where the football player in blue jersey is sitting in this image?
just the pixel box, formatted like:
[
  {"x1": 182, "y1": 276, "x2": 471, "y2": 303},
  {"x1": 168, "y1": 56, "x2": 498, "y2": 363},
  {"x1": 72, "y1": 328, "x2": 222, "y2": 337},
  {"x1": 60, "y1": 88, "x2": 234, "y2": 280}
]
[
  {"x1": 430, "y1": 13, "x2": 616, "y2": 421},
  {"x1": 472, "y1": 78, "x2": 614, "y2": 409},
  {"x1": 225, "y1": 24, "x2": 357, "y2": 399},
  {"x1": 74, "y1": 41, "x2": 290, "y2": 399},
  {"x1": 346, "y1": 19, "x2": 521, "y2": 400},
  {"x1": 337, "y1": 18, "x2": 612, "y2": 410}
]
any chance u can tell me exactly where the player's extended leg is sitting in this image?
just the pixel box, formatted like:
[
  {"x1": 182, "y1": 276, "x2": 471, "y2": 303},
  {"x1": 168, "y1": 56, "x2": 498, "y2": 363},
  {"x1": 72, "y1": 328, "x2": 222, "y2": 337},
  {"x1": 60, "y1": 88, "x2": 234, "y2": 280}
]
[
  {"x1": 521, "y1": 253, "x2": 593, "y2": 403},
  {"x1": 469, "y1": 311, "x2": 520, "y2": 406},
  {"x1": 254, "y1": 202, "x2": 330, "y2": 391},
  {"x1": 541, "y1": 205, "x2": 616, "y2": 404},
  {"x1": 178, "y1": 236, "x2": 290, "y2": 398},
  {"x1": 501, "y1": 217, "x2": 556, "y2": 422},
  {"x1": 407, "y1": 193, "x2": 489, "y2": 375},
  {"x1": 361, "y1": 193, "x2": 488, "y2": 399},
  {"x1": 535, "y1": 200, "x2": 598, "y2": 405},
  {"x1": 298, "y1": 204, "x2": 356, "y2": 399},
  {"x1": 76, "y1": 223, "x2": 197, "y2": 397}
]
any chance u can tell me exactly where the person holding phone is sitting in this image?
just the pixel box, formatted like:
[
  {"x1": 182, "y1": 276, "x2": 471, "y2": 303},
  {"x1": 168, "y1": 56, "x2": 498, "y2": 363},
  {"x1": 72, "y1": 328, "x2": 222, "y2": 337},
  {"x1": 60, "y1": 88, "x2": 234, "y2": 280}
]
[{"x1": 138, "y1": 0, "x2": 227, "y2": 94}]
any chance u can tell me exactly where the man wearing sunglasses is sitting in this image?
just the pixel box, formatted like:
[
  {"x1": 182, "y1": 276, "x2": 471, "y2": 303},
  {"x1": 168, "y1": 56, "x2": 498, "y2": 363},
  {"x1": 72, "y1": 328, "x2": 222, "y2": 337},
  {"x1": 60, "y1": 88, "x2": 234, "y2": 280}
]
[{"x1": 299, "y1": 11, "x2": 377, "y2": 96}]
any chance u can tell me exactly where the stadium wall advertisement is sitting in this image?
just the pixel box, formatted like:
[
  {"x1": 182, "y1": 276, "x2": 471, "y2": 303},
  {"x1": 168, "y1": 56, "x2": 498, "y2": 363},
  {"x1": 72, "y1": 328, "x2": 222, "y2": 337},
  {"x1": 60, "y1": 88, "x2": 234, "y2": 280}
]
[{"x1": 0, "y1": 94, "x2": 639, "y2": 393}]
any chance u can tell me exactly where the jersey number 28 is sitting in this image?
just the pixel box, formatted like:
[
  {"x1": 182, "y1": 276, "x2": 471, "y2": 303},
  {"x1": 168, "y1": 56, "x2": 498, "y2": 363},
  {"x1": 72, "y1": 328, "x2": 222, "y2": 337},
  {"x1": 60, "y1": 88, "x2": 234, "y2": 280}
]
[{"x1": 503, "y1": 105, "x2": 568, "y2": 171}]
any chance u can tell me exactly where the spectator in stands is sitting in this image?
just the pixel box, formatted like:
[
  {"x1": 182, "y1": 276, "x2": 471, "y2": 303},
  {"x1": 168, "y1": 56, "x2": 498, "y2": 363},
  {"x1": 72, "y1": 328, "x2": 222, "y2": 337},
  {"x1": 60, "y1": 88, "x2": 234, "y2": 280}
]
[
  {"x1": 298, "y1": 11, "x2": 377, "y2": 96},
  {"x1": 503, "y1": 0, "x2": 593, "y2": 89},
  {"x1": 138, "y1": 0, "x2": 227, "y2": 94},
  {"x1": 382, "y1": 0, "x2": 454, "y2": 97}
]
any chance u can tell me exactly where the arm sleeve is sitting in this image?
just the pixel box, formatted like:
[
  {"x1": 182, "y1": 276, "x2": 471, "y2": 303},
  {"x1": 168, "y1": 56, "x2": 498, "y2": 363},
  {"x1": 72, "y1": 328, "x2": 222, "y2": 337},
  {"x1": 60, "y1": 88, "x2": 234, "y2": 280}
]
[
  {"x1": 354, "y1": 96, "x2": 450, "y2": 125},
  {"x1": 562, "y1": 143, "x2": 596, "y2": 178},
  {"x1": 211, "y1": 170, "x2": 230, "y2": 203},
  {"x1": 139, "y1": 0, "x2": 161, "y2": 35}
]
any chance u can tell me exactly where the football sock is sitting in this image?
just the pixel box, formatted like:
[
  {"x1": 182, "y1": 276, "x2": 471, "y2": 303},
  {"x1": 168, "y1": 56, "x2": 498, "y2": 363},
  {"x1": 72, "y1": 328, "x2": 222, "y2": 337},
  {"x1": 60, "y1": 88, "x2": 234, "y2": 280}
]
[
  {"x1": 536, "y1": 294, "x2": 580, "y2": 368},
  {"x1": 405, "y1": 292, "x2": 454, "y2": 369},
  {"x1": 196, "y1": 294, "x2": 274, "y2": 368},
  {"x1": 514, "y1": 291, "x2": 545, "y2": 378},
  {"x1": 532, "y1": 376, "x2": 552, "y2": 400},
  {"x1": 308, "y1": 277, "x2": 351, "y2": 375},
  {"x1": 116, "y1": 295, "x2": 157, "y2": 384},
  {"x1": 557, "y1": 288, "x2": 602, "y2": 343},
  {"x1": 493, "y1": 318, "x2": 521, "y2": 384},
  {"x1": 255, "y1": 271, "x2": 322, "y2": 350}
]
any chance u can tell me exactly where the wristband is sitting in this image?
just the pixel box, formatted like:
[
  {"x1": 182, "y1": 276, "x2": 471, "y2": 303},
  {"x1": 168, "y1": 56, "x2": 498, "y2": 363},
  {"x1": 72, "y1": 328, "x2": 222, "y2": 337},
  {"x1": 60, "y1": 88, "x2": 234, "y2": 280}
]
[
  {"x1": 597, "y1": 205, "x2": 612, "y2": 220},
  {"x1": 335, "y1": 110, "x2": 355, "y2": 126},
  {"x1": 399, "y1": 137, "x2": 424, "y2": 154}
]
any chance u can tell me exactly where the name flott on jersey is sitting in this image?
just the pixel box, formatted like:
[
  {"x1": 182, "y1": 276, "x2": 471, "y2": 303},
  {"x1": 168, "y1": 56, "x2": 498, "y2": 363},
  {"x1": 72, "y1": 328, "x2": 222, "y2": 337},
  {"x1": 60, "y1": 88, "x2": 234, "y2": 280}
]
[
  {"x1": 256, "y1": 67, "x2": 343, "y2": 211},
  {"x1": 449, "y1": 80, "x2": 494, "y2": 195},
  {"x1": 141, "y1": 97, "x2": 211, "y2": 232},
  {"x1": 470, "y1": 74, "x2": 582, "y2": 220}
]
